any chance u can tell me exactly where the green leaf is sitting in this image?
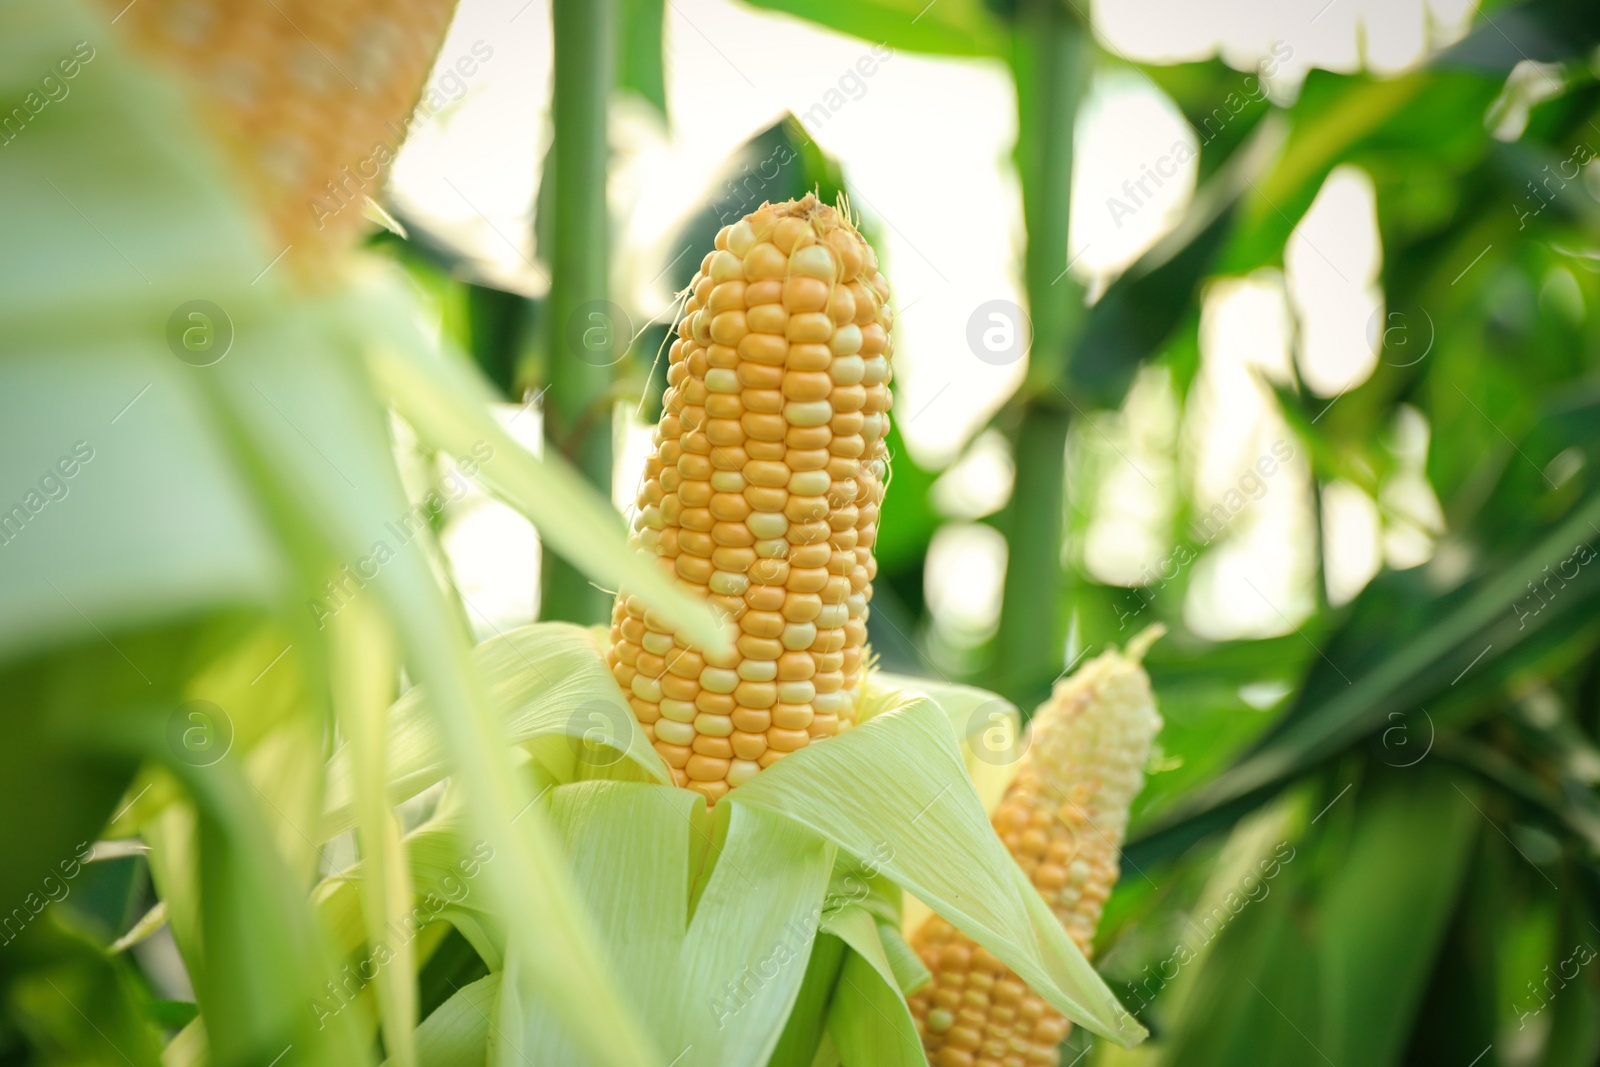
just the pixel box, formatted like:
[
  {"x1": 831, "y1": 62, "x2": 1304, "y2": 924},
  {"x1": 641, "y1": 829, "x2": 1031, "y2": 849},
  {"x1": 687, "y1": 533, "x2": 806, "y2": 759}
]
[
  {"x1": 1434, "y1": 0, "x2": 1600, "y2": 68},
  {"x1": 409, "y1": 973, "x2": 499, "y2": 1067},
  {"x1": 325, "y1": 623, "x2": 670, "y2": 835},
  {"x1": 739, "y1": 0, "x2": 1008, "y2": 58},
  {"x1": 1217, "y1": 72, "x2": 1434, "y2": 276},
  {"x1": 519, "y1": 780, "x2": 836, "y2": 1066},
  {"x1": 1, "y1": 4, "x2": 659, "y2": 1062},
  {"x1": 767, "y1": 933, "x2": 847, "y2": 1067},
  {"x1": 335, "y1": 605, "x2": 416, "y2": 1067},
  {"x1": 729, "y1": 691, "x2": 1147, "y2": 1045},
  {"x1": 818, "y1": 906, "x2": 924, "y2": 1066},
  {"x1": 359, "y1": 284, "x2": 730, "y2": 655},
  {"x1": 1066, "y1": 115, "x2": 1287, "y2": 409},
  {"x1": 827, "y1": 949, "x2": 924, "y2": 1067},
  {"x1": 870, "y1": 671, "x2": 1021, "y2": 800},
  {"x1": 1153, "y1": 767, "x2": 1478, "y2": 1067},
  {"x1": 1130, "y1": 487, "x2": 1600, "y2": 865},
  {"x1": 1313, "y1": 767, "x2": 1479, "y2": 1065},
  {"x1": 617, "y1": 0, "x2": 667, "y2": 115}
]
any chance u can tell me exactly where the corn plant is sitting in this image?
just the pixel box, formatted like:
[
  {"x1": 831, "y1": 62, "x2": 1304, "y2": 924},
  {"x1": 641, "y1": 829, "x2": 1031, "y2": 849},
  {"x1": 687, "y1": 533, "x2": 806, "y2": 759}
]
[{"x1": 0, "y1": 1, "x2": 1164, "y2": 1064}]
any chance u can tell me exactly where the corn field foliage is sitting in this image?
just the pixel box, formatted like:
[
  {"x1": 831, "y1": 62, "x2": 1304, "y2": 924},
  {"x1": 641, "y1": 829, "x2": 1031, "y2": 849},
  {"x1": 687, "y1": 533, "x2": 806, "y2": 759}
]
[{"x1": 4, "y1": 0, "x2": 1600, "y2": 1065}]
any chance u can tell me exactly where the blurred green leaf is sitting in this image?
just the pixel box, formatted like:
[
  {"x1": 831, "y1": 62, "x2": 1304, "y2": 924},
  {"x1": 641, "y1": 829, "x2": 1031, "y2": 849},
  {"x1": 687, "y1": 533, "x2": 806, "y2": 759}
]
[
  {"x1": 618, "y1": 0, "x2": 667, "y2": 114},
  {"x1": 1067, "y1": 115, "x2": 1286, "y2": 408},
  {"x1": 1131, "y1": 482, "x2": 1600, "y2": 865},
  {"x1": 738, "y1": 0, "x2": 1008, "y2": 58}
]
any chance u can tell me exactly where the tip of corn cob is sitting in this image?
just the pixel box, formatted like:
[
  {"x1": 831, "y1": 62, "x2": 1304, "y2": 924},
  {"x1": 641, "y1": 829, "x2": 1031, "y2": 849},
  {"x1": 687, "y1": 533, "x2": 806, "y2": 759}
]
[
  {"x1": 606, "y1": 194, "x2": 894, "y2": 806},
  {"x1": 908, "y1": 632, "x2": 1163, "y2": 1066},
  {"x1": 1124, "y1": 623, "x2": 1165, "y2": 663}
]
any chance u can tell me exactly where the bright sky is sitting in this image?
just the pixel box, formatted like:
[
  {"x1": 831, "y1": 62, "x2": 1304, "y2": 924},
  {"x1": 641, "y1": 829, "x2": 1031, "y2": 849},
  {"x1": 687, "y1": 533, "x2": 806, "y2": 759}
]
[{"x1": 390, "y1": 0, "x2": 1470, "y2": 643}]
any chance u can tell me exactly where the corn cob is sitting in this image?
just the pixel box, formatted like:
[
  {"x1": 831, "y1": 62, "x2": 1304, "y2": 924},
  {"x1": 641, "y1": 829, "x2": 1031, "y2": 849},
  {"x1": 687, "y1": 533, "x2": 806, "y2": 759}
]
[
  {"x1": 907, "y1": 631, "x2": 1163, "y2": 1067},
  {"x1": 606, "y1": 194, "x2": 894, "y2": 805},
  {"x1": 100, "y1": 0, "x2": 458, "y2": 261}
]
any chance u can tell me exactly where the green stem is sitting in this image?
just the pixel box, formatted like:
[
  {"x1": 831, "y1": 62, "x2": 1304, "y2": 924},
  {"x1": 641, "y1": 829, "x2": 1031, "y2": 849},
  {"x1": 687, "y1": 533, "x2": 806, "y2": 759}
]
[
  {"x1": 994, "y1": 403, "x2": 1073, "y2": 711},
  {"x1": 542, "y1": 0, "x2": 616, "y2": 624},
  {"x1": 993, "y1": 0, "x2": 1092, "y2": 709}
]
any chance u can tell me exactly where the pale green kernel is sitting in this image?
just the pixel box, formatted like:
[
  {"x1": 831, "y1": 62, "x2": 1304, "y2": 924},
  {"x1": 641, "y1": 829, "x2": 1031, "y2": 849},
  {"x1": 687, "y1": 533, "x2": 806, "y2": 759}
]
[
  {"x1": 694, "y1": 713, "x2": 735, "y2": 738},
  {"x1": 781, "y1": 622, "x2": 818, "y2": 651},
  {"x1": 829, "y1": 355, "x2": 865, "y2": 384},
  {"x1": 737, "y1": 659, "x2": 778, "y2": 682},
  {"x1": 654, "y1": 719, "x2": 695, "y2": 746},
  {"x1": 778, "y1": 680, "x2": 816, "y2": 704},
  {"x1": 699, "y1": 667, "x2": 739, "y2": 694},
  {"x1": 784, "y1": 400, "x2": 833, "y2": 427},
  {"x1": 812, "y1": 690, "x2": 846, "y2": 714},
  {"x1": 829, "y1": 324, "x2": 863, "y2": 356},
  {"x1": 814, "y1": 603, "x2": 848, "y2": 628},
  {"x1": 659, "y1": 698, "x2": 697, "y2": 723},
  {"x1": 788, "y1": 469, "x2": 830, "y2": 496},
  {"x1": 747, "y1": 513, "x2": 788, "y2": 539},
  {"x1": 709, "y1": 571, "x2": 749, "y2": 597}
]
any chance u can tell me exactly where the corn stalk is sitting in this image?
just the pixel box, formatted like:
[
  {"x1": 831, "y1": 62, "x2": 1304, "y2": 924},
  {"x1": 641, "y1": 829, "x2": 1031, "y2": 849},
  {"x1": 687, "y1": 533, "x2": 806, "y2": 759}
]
[
  {"x1": 542, "y1": 0, "x2": 617, "y2": 624},
  {"x1": 993, "y1": 0, "x2": 1093, "y2": 711}
]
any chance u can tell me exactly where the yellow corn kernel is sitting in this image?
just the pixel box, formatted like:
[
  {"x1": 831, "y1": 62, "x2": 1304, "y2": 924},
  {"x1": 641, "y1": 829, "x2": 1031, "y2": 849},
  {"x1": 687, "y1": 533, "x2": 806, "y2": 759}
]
[
  {"x1": 607, "y1": 194, "x2": 894, "y2": 804},
  {"x1": 101, "y1": 0, "x2": 458, "y2": 261},
  {"x1": 908, "y1": 629, "x2": 1164, "y2": 1066}
]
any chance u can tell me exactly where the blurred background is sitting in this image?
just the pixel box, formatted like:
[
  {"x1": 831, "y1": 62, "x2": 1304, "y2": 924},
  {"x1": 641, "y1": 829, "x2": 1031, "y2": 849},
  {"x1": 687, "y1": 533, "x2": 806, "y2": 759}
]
[
  {"x1": 377, "y1": 0, "x2": 1600, "y2": 1063},
  {"x1": 6, "y1": 0, "x2": 1600, "y2": 1063}
]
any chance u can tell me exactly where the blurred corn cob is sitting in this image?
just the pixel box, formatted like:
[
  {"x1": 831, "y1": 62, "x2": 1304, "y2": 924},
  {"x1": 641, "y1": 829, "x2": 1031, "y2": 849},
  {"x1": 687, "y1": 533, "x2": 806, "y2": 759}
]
[
  {"x1": 606, "y1": 193, "x2": 894, "y2": 805},
  {"x1": 907, "y1": 629, "x2": 1163, "y2": 1067},
  {"x1": 99, "y1": 0, "x2": 458, "y2": 263}
]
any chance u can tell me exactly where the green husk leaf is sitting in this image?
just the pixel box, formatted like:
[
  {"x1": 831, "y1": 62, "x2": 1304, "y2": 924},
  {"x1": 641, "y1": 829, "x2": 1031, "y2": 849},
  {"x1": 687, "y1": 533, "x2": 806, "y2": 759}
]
[
  {"x1": 522, "y1": 780, "x2": 835, "y2": 1066},
  {"x1": 336, "y1": 604, "x2": 416, "y2": 1067},
  {"x1": 871, "y1": 672, "x2": 1021, "y2": 808},
  {"x1": 325, "y1": 623, "x2": 670, "y2": 836},
  {"x1": 818, "y1": 896, "x2": 930, "y2": 1063},
  {"x1": 2, "y1": 3, "x2": 658, "y2": 1064},
  {"x1": 408, "y1": 973, "x2": 499, "y2": 1067},
  {"x1": 876, "y1": 924, "x2": 931, "y2": 995},
  {"x1": 826, "y1": 948, "x2": 925, "y2": 1067},
  {"x1": 729, "y1": 689, "x2": 1147, "y2": 1046},
  {"x1": 358, "y1": 285, "x2": 730, "y2": 656},
  {"x1": 768, "y1": 933, "x2": 848, "y2": 1067}
]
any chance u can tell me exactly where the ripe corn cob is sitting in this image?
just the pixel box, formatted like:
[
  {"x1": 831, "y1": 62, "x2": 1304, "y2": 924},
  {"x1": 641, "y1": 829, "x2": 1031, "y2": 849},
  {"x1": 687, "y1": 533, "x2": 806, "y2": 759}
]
[
  {"x1": 606, "y1": 194, "x2": 894, "y2": 805},
  {"x1": 100, "y1": 0, "x2": 458, "y2": 261},
  {"x1": 907, "y1": 630, "x2": 1163, "y2": 1067}
]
